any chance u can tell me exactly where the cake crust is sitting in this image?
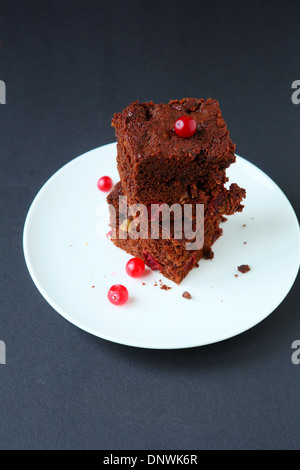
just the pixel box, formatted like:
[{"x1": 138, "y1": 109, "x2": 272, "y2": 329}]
[{"x1": 112, "y1": 98, "x2": 236, "y2": 205}]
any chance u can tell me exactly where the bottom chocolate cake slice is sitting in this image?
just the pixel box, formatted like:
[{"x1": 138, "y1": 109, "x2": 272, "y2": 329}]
[{"x1": 106, "y1": 182, "x2": 244, "y2": 284}]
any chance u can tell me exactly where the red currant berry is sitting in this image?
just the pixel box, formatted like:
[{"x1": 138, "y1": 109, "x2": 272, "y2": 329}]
[
  {"x1": 97, "y1": 176, "x2": 113, "y2": 192},
  {"x1": 125, "y1": 258, "x2": 145, "y2": 278},
  {"x1": 143, "y1": 251, "x2": 160, "y2": 270},
  {"x1": 174, "y1": 116, "x2": 197, "y2": 138},
  {"x1": 107, "y1": 284, "x2": 129, "y2": 306}
]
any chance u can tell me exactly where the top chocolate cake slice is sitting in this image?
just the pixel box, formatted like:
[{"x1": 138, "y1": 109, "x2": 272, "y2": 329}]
[{"x1": 112, "y1": 98, "x2": 236, "y2": 205}]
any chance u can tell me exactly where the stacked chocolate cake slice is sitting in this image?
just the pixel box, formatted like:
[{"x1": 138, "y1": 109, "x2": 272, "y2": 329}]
[{"x1": 107, "y1": 98, "x2": 245, "y2": 284}]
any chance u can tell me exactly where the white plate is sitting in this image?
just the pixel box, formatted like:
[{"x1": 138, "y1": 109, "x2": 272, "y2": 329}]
[{"x1": 23, "y1": 143, "x2": 300, "y2": 349}]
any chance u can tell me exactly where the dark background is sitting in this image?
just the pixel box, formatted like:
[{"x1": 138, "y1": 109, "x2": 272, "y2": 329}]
[{"x1": 0, "y1": 0, "x2": 299, "y2": 450}]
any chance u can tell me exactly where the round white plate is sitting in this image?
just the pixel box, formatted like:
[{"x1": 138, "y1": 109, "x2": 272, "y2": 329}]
[{"x1": 23, "y1": 143, "x2": 300, "y2": 349}]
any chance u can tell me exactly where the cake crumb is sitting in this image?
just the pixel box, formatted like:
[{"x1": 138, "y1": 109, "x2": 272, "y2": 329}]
[
  {"x1": 182, "y1": 291, "x2": 192, "y2": 300},
  {"x1": 157, "y1": 279, "x2": 172, "y2": 290},
  {"x1": 204, "y1": 247, "x2": 214, "y2": 259},
  {"x1": 142, "y1": 282, "x2": 145, "y2": 286},
  {"x1": 160, "y1": 284, "x2": 171, "y2": 291},
  {"x1": 242, "y1": 224, "x2": 246, "y2": 228},
  {"x1": 84, "y1": 241, "x2": 89, "y2": 245},
  {"x1": 91, "y1": 285, "x2": 95, "y2": 288},
  {"x1": 220, "y1": 216, "x2": 228, "y2": 222},
  {"x1": 195, "y1": 263, "x2": 199, "y2": 268},
  {"x1": 234, "y1": 274, "x2": 238, "y2": 278},
  {"x1": 238, "y1": 264, "x2": 250, "y2": 274},
  {"x1": 244, "y1": 242, "x2": 247, "y2": 245}
]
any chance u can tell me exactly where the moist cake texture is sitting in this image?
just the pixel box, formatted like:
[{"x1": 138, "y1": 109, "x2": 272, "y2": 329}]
[
  {"x1": 107, "y1": 181, "x2": 244, "y2": 284},
  {"x1": 107, "y1": 98, "x2": 246, "y2": 284},
  {"x1": 112, "y1": 98, "x2": 237, "y2": 205}
]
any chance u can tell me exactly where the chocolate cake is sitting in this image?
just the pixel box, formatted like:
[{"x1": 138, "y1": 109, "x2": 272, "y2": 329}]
[
  {"x1": 112, "y1": 98, "x2": 237, "y2": 206},
  {"x1": 107, "y1": 180, "x2": 244, "y2": 284},
  {"x1": 107, "y1": 182, "x2": 223, "y2": 284},
  {"x1": 107, "y1": 98, "x2": 246, "y2": 285}
]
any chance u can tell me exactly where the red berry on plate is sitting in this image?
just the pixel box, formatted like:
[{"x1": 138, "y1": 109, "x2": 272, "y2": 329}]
[
  {"x1": 174, "y1": 116, "x2": 197, "y2": 138},
  {"x1": 125, "y1": 257, "x2": 145, "y2": 278},
  {"x1": 97, "y1": 176, "x2": 113, "y2": 192},
  {"x1": 107, "y1": 284, "x2": 129, "y2": 306}
]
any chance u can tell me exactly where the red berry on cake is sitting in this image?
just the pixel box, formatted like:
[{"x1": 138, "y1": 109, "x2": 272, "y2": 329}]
[
  {"x1": 107, "y1": 284, "x2": 129, "y2": 305},
  {"x1": 125, "y1": 258, "x2": 145, "y2": 278},
  {"x1": 97, "y1": 176, "x2": 113, "y2": 192},
  {"x1": 174, "y1": 116, "x2": 197, "y2": 138}
]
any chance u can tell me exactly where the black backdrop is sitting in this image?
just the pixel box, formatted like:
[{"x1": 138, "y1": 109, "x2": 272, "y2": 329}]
[{"x1": 0, "y1": 0, "x2": 299, "y2": 450}]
